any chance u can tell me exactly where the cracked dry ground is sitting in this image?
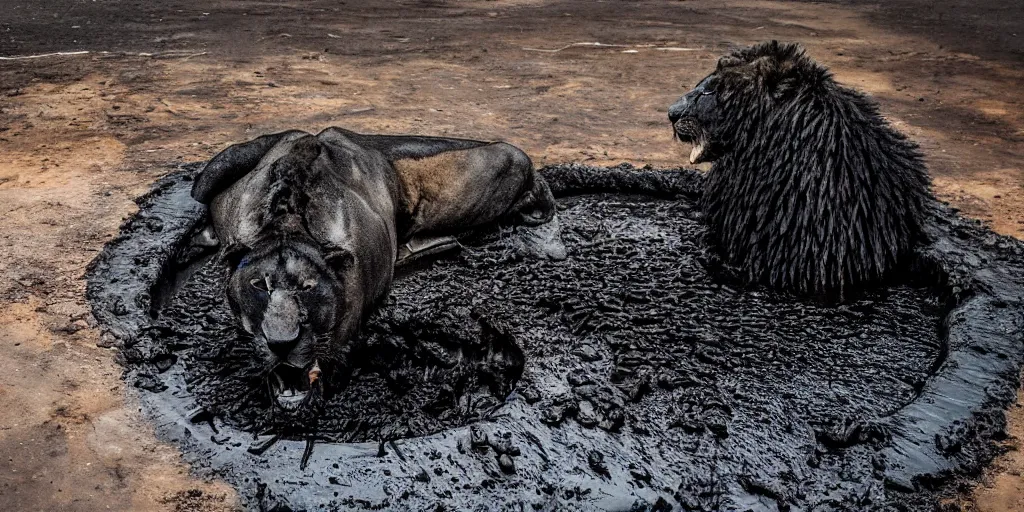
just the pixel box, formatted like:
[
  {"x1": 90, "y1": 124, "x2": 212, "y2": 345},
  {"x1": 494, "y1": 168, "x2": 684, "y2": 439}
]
[{"x1": 1, "y1": 0, "x2": 1022, "y2": 510}]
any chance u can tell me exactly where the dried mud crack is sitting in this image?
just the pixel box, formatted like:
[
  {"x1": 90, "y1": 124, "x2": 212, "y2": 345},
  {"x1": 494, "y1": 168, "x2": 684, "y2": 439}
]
[{"x1": 86, "y1": 163, "x2": 1024, "y2": 511}]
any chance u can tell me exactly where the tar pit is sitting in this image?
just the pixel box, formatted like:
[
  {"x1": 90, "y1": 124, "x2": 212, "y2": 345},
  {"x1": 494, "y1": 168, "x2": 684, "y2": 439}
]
[{"x1": 88, "y1": 163, "x2": 1024, "y2": 511}]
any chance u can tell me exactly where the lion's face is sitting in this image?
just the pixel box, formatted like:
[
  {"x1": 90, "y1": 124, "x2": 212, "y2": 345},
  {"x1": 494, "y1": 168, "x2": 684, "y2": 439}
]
[
  {"x1": 225, "y1": 242, "x2": 348, "y2": 409},
  {"x1": 669, "y1": 42, "x2": 814, "y2": 165},
  {"x1": 668, "y1": 74, "x2": 723, "y2": 165}
]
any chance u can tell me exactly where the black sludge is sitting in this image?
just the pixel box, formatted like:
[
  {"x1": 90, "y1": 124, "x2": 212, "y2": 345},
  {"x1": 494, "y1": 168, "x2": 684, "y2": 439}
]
[
  {"x1": 87, "y1": 163, "x2": 1024, "y2": 511},
  {"x1": 166, "y1": 259, "x2": 525, "y2": 440}
]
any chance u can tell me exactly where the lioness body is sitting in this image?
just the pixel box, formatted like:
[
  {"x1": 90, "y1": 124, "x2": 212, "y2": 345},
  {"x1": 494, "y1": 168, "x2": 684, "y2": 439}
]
[
  {"x1": 191, "y1": 127, "x2": 560, "y2": 406},
  {"x1": 204, "y1": 128, "x2": 552, "y2": 260}
]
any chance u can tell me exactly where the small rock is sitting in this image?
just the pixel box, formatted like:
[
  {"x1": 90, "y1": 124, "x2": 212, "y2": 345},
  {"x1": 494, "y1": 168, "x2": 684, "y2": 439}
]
[
  {"x1": 153, "y1": 354, "x2": 177, "y2": 373},
  {"x1": 651, "y1": 497, "x2": 672, "y2": 512},
  {"x1": 567, "y1": 372, "x2": 594, "y2": 386},
  {"x1": 517, "y1": 385, "x2": 541, "y2": 404},
  {"x1": 470, "y1": 426, "x2": 489, "y2": 450},
  {"x1": 144, "y1": 217, "x2": 164, "y2": 232},
  {"x1": 629, "y1": 465, "x2": 652, "y2": 484},
  {"x1": 134, "y1": 373, "x2": 167, "y2": 393},
  {"x1": 247, "y1": 435, "x2": 279, "y2": 455},
  {"x1": 414, "y1": 468, "x2": 431, "y2": 483},
  {"x1": 541, "y1": 405, "x2": 565, "y2": 426},
  {"x1": 587, "y1": 450, "x2": 609, "y2": 477},
  {"x1": 490, "y1": 435, "x2": 520, "y2": 456},
  {"x1": 497, "y1": 454, "x2": 515, "y2": 474},
  {"x1": 573, "y1": 344, "x2": 601, "y2": 362},
  {"x1": 96, "y1": 332, "x2": 118, "y2": 348},
  {"x1": 55, "y1": 320, "x2": 85, "y2": 334},
  {"x1": 598, "y1": 409, "x2": 625, "y2": 432},
  {"x1": 575, "y1": 400, "x2": 599, "y2": 428},
  {"x1": 186, "y1": 407, "x2": 211, "y2": 424},
  {"x1": 708, "y1": 421, "x2": 729, "y2": 439}
]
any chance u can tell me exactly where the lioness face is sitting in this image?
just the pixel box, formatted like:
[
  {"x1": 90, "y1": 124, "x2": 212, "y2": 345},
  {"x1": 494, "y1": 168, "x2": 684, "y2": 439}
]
[
  {"x1": 226, "y1": 245, "x2": 343, "y2": 408},
  {"x1": 668, "y1": 74, "x2": 722, "y2": 165}
]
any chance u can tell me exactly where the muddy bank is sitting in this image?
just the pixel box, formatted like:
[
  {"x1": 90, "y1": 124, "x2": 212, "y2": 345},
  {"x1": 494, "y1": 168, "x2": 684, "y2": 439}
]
[{"x1": 86, "y1": 163, "x2": 1024, "y2": 511}]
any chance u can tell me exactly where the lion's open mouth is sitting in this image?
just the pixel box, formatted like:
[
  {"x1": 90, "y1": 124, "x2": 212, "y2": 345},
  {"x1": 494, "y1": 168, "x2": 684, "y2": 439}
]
[
  {"x1": 687, "y1": 141, "x2": 708, "y2": 165},
  {"x1": 269, "y1": 361, "x2": 321, "y2": 408},
  {"x1": 672, "y1": 118, "x2": 708, "y2": 164}
]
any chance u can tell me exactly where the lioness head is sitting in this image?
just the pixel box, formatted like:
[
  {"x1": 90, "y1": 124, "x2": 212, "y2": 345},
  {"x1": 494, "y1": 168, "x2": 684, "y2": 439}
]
[
  {"x1": 222, "y1": 238, "x2": 353, "y2": 409},
  {"x1": 668, "y1": 41, "x2": 820, "y2": 164}
]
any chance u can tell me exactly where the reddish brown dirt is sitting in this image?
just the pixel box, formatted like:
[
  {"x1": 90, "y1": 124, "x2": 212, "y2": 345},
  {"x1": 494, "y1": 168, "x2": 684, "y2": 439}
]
[{"x1": 1, "y1": 1, "x2": 1021, "y2": 510}]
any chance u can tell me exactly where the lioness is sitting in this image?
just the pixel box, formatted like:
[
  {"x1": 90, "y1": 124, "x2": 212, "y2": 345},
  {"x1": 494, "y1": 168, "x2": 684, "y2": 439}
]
[{"x1": 191, "y1": 127, "x2": 565, "y2": 408}]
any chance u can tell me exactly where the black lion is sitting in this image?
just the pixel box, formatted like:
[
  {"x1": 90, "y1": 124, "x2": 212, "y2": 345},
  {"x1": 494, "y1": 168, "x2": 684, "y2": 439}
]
[{"x1": 668, "y1": 41, "x2": 933, "y2": 299}]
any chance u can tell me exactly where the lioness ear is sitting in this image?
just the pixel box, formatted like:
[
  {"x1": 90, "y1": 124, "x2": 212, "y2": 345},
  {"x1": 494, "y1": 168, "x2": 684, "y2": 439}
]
[
  {"x1": 191, "y1": 130, "x2": 305, "y2": 204},
  {"x1": 219, "y1": 242, "x2": 252, "y2": 271},
  {"x1": 323, "y1": 249, "x2": 355, "y2": 275}
]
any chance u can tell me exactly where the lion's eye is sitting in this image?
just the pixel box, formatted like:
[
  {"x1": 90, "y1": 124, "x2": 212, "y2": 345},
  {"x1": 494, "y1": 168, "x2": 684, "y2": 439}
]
[
  {"x1": 701, "y1": 90, "x2": 715, "y2": 96},
  {"x1": 250, "y1": 277, "x2": 270, "y2": 292}
]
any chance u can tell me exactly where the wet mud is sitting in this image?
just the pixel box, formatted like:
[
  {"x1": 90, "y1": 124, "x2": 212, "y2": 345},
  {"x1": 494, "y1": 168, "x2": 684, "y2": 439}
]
[{"x1": 86, "y1": 163, "x2": 1024, "y2": 511}]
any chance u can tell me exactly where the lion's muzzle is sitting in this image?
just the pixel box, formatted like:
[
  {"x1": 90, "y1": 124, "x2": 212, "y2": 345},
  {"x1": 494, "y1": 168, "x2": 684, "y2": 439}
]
[{"x1": 668, "y1": 95, "x2": 690, "y2": 125}]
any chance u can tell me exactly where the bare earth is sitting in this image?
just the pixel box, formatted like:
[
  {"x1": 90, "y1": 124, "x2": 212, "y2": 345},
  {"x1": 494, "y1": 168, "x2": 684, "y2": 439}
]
[{"x1": 1, "y1": 1, "x2": 1022, "y2": 510}]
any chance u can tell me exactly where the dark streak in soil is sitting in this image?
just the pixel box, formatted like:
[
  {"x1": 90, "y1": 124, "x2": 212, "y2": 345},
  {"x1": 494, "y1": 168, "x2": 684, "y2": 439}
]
[{"x1": 86, "y1": 163, "x2": 1024, "y2": 511}]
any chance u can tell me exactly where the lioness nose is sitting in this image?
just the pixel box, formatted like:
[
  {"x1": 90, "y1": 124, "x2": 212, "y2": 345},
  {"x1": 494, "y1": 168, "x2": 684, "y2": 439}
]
[
  {"x1": 261, "y1": 291, "x2": 301, "y2": 357},
  {"x1": 267, "y1": 337, "x2": 299, "y2": 359}
]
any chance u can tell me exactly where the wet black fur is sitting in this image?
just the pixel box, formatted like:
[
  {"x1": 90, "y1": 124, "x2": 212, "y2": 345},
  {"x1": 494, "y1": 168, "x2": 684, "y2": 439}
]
[{"x1": 673, "y1": 41, "x2": 933, "y2": 299}]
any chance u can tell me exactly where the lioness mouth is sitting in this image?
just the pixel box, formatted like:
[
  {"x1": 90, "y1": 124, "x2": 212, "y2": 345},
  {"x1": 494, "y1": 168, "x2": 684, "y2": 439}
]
[{"x1": 269, "y1": 361, "x2": 321, "y2": 408}]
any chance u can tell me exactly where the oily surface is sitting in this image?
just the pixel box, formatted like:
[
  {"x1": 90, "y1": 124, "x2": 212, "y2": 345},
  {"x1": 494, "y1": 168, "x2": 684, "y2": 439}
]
[
  {"x1": 85, "y1": 165, "x2": 1024, "y2": 510},
  {"x1": 2, "y1": 0, "x2": 1024, "y2": 510}
]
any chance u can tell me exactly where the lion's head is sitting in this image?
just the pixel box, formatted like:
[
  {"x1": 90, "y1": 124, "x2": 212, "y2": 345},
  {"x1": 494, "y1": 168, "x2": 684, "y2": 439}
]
[
  {"x1": 669, "y1": 41, "x2": 932, "y2": 299},
  {"x1": 669, "y1": 41, "x2": 829, "y2": 165}
]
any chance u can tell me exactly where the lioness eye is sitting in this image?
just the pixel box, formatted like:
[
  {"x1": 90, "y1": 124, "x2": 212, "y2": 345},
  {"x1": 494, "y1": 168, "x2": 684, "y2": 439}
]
[{"x1": 250, "y1": 277, "x2": 269, "y2": 291}]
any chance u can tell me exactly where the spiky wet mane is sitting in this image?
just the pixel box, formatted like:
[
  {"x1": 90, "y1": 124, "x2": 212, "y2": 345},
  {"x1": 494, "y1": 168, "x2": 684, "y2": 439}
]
[{"x1": 701, "y1": 42, "x2": 932, "y2": 299}]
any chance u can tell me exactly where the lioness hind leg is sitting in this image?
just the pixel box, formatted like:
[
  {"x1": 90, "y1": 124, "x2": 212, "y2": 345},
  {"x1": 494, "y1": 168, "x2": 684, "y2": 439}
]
[
  {"x1": 508, "y1": 169, "x2": 558, "y2": 227},
  {"x1": 515, "y1": 213, "x2": 567, "y2": 260},
  {"x1": 350, "y1": 132, "x2": 567, "y2": 260},
  {"x1": 494, "y1": 149, "x2": 566, "y2": 260},
  {"x1": 396, "y1": 235, "x2": 460, "y2": 266}
]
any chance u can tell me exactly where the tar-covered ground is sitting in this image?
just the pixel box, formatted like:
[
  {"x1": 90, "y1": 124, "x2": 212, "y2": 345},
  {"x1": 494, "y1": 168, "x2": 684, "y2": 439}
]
[
  {"x1": 82, "y1": 165, "x2": 1024, "y2": 511},
  {"x1": 154, "y1": 181, "x2": 944, "y2": 447}
]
